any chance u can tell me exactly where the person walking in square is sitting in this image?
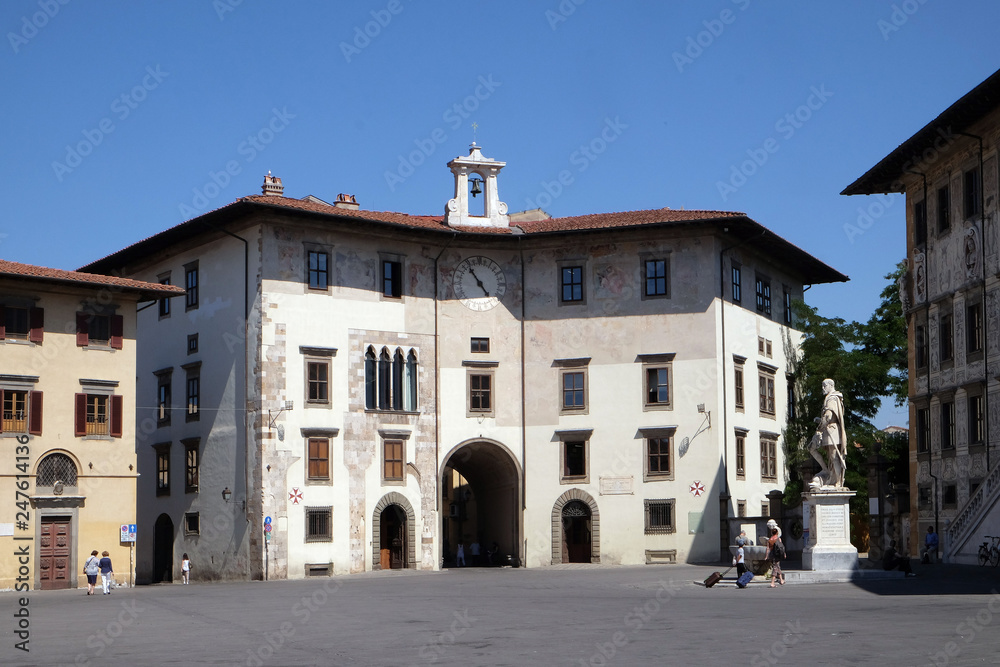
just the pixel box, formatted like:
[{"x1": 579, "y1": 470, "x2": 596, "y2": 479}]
[
  {"x1": 765, "y1": 527, "x2": 785, "y2": 587},
  {"x1": 181, "y1": 553, "x2": 191, "y2": 584},
  {"x1": 456, "y1": 542, "x2": 466, "y2": 567},
  {"x1": 923, "y1": 526, "x2": 938, "y2": 564},
  {"x1": 99, "y1": 550, "x2": 114, "y2": 594},
  {"x1": 83, "y1": 550, "x2": 100, "y2": 595}
]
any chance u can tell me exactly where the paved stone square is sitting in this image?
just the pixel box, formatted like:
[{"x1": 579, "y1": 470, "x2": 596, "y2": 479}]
[{"x1": 3, "y1": 563, "x2": 1000, "y2": 666}]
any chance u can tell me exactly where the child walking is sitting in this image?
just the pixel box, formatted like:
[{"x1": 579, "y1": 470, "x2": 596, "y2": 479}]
[{"x1": 181, "y1": 553, "x2": 191, "y2": 584}]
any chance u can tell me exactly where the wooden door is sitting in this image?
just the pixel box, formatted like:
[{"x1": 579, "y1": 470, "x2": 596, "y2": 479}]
[
  {"x1": 562, "y1": 501, "x2": 592, "y2": 564},
  {"x1": 39, "y1": 516, "x2": 71, "y2": 590}
]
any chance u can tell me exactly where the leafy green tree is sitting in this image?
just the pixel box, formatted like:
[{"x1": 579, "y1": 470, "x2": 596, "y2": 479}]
[{"x1": 783, "y1": 261, "x2": 908, "y2": 511}]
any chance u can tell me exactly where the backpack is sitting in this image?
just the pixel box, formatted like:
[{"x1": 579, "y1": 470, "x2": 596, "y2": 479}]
[{"x1": 772, "y1": 538, "x2": 786, "y2": 561}]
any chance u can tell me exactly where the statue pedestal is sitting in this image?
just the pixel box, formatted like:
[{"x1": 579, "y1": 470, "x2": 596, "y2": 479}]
[{"x1": 801, "y1": 489, "x2": 857, "y2": 570}]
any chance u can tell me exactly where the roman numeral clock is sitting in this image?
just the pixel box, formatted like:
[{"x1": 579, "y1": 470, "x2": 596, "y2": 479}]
[{"x1": 453, "y1": 256, "x2": 507, "y2": 311}]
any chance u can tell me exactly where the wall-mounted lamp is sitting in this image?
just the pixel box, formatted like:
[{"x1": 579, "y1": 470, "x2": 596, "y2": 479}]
[
  {"x1": 268, "y1": 400, "x2": 294, "y2": 428},
  {"x1": 222, "y1": 487, "x2": 232, "y2": 503}
]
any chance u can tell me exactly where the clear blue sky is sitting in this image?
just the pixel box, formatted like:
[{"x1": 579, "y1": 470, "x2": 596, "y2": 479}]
[{"x1": 4, "y1": 0, "x2": 999, "y2": 426}]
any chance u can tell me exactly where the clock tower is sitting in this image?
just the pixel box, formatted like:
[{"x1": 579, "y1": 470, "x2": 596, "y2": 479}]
[{"x1": 444, "y1": 143, "x2": 510, "y2": 228}]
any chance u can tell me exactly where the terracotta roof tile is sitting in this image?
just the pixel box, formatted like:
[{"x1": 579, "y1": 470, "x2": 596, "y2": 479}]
[
  {"x1": 513, "y1": 207, "x2": 745, "y2": 233},
  {"x1": 0, "y1": 259, "x2": 185, "y2": 296}
]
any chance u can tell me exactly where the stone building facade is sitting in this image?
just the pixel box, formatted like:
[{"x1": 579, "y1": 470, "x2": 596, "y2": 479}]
[
  {"x1": 0, "y1": 260, "x2": 182, "y2": 589},
  {"x1": 843, "y1": 68, "x2": 1000, "y2": 563},
  {"x1": 82, "y1": 147, "x2": 844, "y2": 580}
]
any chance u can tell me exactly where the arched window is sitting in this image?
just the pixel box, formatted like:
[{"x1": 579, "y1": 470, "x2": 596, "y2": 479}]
[
  {"x1": 404, "y1": 350, "x2": 418, "y2": 411},
  {"x1": 36, "y1": 453, "x2": 77, "y2": 487},
  {"x1": 378, "y1": 348, "x2": 391, "y2": 410},
  {"x1": 365, "y1": 347, "x2": 377, "y2": 409},
  {"x1": 392, "y1": 349, "x2": 404, "y2": 411}
]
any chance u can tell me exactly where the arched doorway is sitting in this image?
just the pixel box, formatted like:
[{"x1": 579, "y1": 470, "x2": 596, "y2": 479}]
[
  {"x1": 380, "y1": 505, "x2": 407, "y2": 569},
  {"x1": 153, "y1": 514, "x2": 174, "y2": 583},
  {"x1": 551, "y1": 489, "x2": 601, "y2": 564},
  {"x1": 562, "y1": 501, "x2": 592, "y2": 563},
  {"x1": 441, "y1": 440, "x2": 521, "y2": 567},
  {"x1": 371, "y1": 492, "x2": 416, "y2": 570}
]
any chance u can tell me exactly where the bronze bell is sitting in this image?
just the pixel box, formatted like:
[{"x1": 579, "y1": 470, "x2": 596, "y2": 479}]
[{"x1": 470, "y1": 177, "x2": 482, "y2": 198}]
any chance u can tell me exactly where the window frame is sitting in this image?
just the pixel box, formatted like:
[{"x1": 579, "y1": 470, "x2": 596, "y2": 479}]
[
  {"x1": 184, "y1": 512, "x2": 199, "y2": 536},
  {"x1": 307, "y1": 437, "x2": 331, "y2": 483},
  {"x1": 184, "y1": 439, "x2": 199, "y2": 493},
  {"x1": 558, "y1": 361, "x2": 589, "y2": 415},
  {"x1": 364, "y1": 345, "x2": 417, "y2": 413},
  {"x1": 558, "y1": 260, "x2": 586, "y2": 305},
  {"x1": 644, "y1": 499, "x2": 675, "y2": 535},
  {"x1": 471, "y1": 337, "x2": 490, "y2": 353},
  {"x1": 158, "y1": 273, "x2": 172, "y2": 318},
  {"x1": 307, "y1": 249, "x2": 330, "y2": 291},
  {"x1": 760, "y1": 436, "x2": 778, "y2": 481},
  {"x1": 184, "y1": 261, "x2": 199, "y2": 311},
  {"x1": 380, "y1": 254, "x2": 404, "y2": 300},
  {"x1": 155, "y1": 368, "x2": 172, "y2": 426},
  {"x1": 968, "y1": 391, "x2": 985, "y2": 446},
  {"x1": 964, "y1": 166, "x2": 982, "y2": 219},
  {"x1": 755, "y1": 275, "x2": 771, "y2": 317},
  {"x1": 305, "y1": 358, "x2": 331, "y2": 406},
  {"x1": 305, "y1": 507, "x2": 333, "y2": 543},
  {"x1": 915, "y1": 406, "x2": 930, "y2": 454},
  {"x1": 184, "y1": 363, "x2": 200, "y2": 422},
  {"x1": 379, "y1": 429, "x2": 410, "y2": 485},
  {"x1": 639, "y1": 354, "x2": 675, "y2": 412},
  {"x1": 937, "y1": 184, "x2": 950, "y2": 234},
  {"x1": 735, "y1": 430, "x2": 747, "y2": 479},
  {"x1": 641, "y1": 256, "x2": 670, "y2": 299},
  {"x1": 187, "y1": 333, "x2": 199, "y2": 355},
  {"x1": 939, "y1": 312, "x2": 954, "y2": 364},
  {"x1": 155, "y1": 442, "x2": 170, "y2": 497},
  {"x1": 733, "y1": 356, "x2": 745, "y2": 411},
  {"x1": 915, "y1": 320, "x2": 928, "y2": 370},
  {"x1": 940, "y1": 400, "x2": 956, "y2": 451},
  {"x1": 467, "y1": 368, "x2": 495, "y2": 418},
  {"x1": 731, "y1": 262, "x2": 741, "y2": 303},
  {"x1": 758, "y1": 365, "x2": 776, "y2": 418},
  {"x1": 641, "y1": 427, "x2": 675, "y2": 482},
  {"x1": 967, "y1": 300, "x2": 983, "y2": 360}
]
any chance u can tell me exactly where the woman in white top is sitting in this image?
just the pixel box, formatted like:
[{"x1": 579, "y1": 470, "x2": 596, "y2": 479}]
[{"x1": 181, "y1": 553, "x2": 191, "y2": 584}]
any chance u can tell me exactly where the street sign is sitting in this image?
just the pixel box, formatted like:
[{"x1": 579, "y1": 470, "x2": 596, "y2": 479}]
[
  {"x1": 264, "y1": 516, "x2": 272, "y2": 525},
  {"x1": 120, "y1": 524, "x2": 137, "y2": 543},
  {"x1": 264, "y1": 523, "x2": 272, "y2": 533}
]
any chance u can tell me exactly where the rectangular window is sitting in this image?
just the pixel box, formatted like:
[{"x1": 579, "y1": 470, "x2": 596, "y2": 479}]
[
  {"x1": 1, "y1": 389, "x2": 41, "y2": 434},
  {"x1": 158, "y1": 276, "x2": 171, "y2": 317},
  {"x1": 941, "y1": 401, "x2": 955, "y2": 450},
  {"x1": 914, "y1": 199, "x2": 927, "y2": 244},
  {"x1": 761, "y1": 438, "x2": 777, "y2": 480},
  {"x1": 155, "y1": 444, "x2": 170, "y2": 496},
  {"x1": 758, "y1": 371, "x2": 775, "y2": 416},
  {"x1": 915, "y1": 325, "x2": 928, "y2": 369},
  {"x1": 382, "y1": 260, "x2": 401, "y2": 298},
  {"x1": 88, "y1": 315, "x2": 111, "y2": 345},
  {"x1": 305, "y1": 507, "x2": 332, "y2": 542},
  {"x1": 184, "y1": 512, "x2": 199, "y2": 535},
  {"x1": 184, "y1": 441, "x2": 199, "y2": 493},
  {"x1": 308, "y1": 251, "x2": 329, "y2": 290},
  {"x1": 306, "y1": 361, "x2": 330, "y2": 404},
  {"x1": 643, "y1": 259, "x2": 668, "y2": 297},
  {"x1": 561, "y1": 266, "x2": 584, "y2": 303},
  {"x1": 735, "y1": 433, "x2": 746, "y2": 478},
  {"x1": 967, "y1": 302, "x2": 983, "y2": 355},
  {"x1": 563, "y1": 441, "x2": 587, "y2": 479},
  {"x1": 646, "y1": 436, "x2": 672, "y2": 478},
  {"x1": 731, "y1": 264, "x2": 741, "y2": 303},
  {"x1": 969, "y1": 395, "x2": 984, "y2": 445},
  {"x1": 645, "y1": 366, "x2": 671, "y2": 409},
  {"x1": 86, "y1": 394, "x2": 109, "y2": 436},
  {"x1": 383, "y1": 440, "x2": 403, "y2": 482},
  {"x1": 755, "y1": 277, "x2": 771, "y2": 317},
  {"x1": 937, "y1": 185, "x2": 950, "y2": 233},
  {"x1": 916, "y1": 407, "x2": 930, "y2": 453},
  {"x1": 964, "y1": 167, "x2": 982, "y2": 218},
  {"x1": 734, "y1": 364, "x2": 745, "y2": 410},
  {"x1": 469, "y1": 374, "x2": 492, "y2": 414},
  {"x1": 917, "y1": 486, "x2": 932, "y2": 510},
  {"x1": 74, "y1": 393, "x2": 121, "y2": 438},
  {"x1": 186, "y1": 373, "x2": 200, "y2": 422},
  {"x1": 188, "y1": 334, "x2": 198, "y2": 355},
  {"x1": 157, "y1": 375, "x2": 171, "y2": 425},
  {"x1": 943, "y1": 484, "x2": 958, "y2": 509},
  {"x1": 940, "y1": 313, "x2": 953, "y2": 362},
  {"x1": 185, "y1": 263, "x2": 199, "y2": 310},
  {"x1": 471, "y1": 337, "x2": 489, "y2": 353},
  {"x1": 761, "y1": 501, "x2": 770, "y2": 517},
  {"x1": 783, "y1": 289, "x2": 792, "y2": 325},
  {"x1": 737, "y1": 500, "x2": 746, "y2": 518},
  {"x1": 644, "y1": 499, "x2": 675, "y2": 535},
  {"x1": 2, "y1": 306, "x2": 29, "y2": 339},
  {"x1": 562, "y1": 371, "x2": 585, "y2": 412},
  {"x1": 308, "y1": 438, "x2": 330, "y2": 481}
]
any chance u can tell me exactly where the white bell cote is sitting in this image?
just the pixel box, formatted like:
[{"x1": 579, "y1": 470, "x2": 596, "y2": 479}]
[{"x1": 445, "y1": 143, "x2": 510, "y2": 228}]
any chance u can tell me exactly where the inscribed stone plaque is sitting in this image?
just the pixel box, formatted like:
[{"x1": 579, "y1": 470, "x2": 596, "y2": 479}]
[
  {"x1": 688, "y1": 511, "x2": 704, "y2": 534},
  {"x1": 819, "y1": 504, "x2": 846, "y2": 541},
  {"x1": 599, "y1": 476, "x2": 633, "y2": 495}
]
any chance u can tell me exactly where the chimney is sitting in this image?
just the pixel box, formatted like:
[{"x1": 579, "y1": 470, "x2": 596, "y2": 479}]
[
  {"x1": 333, "y1": 193, "x2": 359, "y2": 210},
  {"x1": 262, "y1": 172, "x2": 284, "y2": 196}
]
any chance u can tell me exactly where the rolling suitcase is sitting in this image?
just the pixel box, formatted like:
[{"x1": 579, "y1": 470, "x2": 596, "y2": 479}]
[
  {"x1": 704, "y1": 566, "x2": 734, "y2": 588},
  {"x1": 736, "y1": 571, "x2": 754, "y2": 588}
]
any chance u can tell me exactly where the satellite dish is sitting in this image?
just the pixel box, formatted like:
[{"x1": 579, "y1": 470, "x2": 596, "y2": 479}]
[{"x1": 679, "y1": 437, "x2": 690, "y2": 458}]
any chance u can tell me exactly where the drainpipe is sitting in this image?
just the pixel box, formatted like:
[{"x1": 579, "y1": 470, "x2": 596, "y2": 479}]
[
  {"x1": 432, "y1": 232, "x2": 458, "y2": 569},
  {"x1": 518, "y1": 234, "x2": 527, "y2": 566}
]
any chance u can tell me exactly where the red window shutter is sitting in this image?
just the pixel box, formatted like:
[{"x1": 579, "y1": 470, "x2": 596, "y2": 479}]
[
  {"x1": 0, "y1": 306, "x2": 5, "y2": 340},
  {"x1": 74, "y1": 393, "x2": 87, "y2": 436},
  {"x1": 110, "y1": 314, "x2": 124, "y2": 349},
  {"x1": 76, "y1": 312, "x2": 89, "y2": 346},
  {"x1": 28, "y1": 391, "x2": 42, "y2": 435},
  {"x1": 110, "y1": 395, "x2": 123, "y2": 438},
  {"x1": 29, "y1": 307, "x2": 44, "y2": 343}
]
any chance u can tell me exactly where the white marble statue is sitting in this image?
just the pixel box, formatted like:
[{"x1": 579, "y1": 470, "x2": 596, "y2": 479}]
[{"x1": 807, "y1": 379, "x2": 847, "y2": 490}]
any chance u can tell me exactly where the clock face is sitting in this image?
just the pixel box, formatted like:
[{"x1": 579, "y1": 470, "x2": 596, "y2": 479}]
[{"x1": 453, "y1": 256, "x2": 507, "y2": 311}]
